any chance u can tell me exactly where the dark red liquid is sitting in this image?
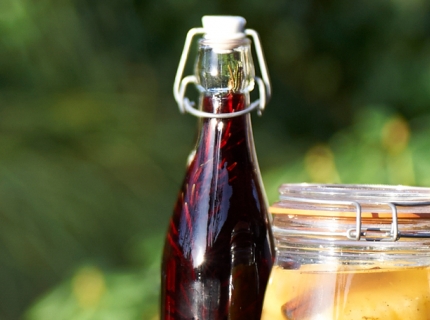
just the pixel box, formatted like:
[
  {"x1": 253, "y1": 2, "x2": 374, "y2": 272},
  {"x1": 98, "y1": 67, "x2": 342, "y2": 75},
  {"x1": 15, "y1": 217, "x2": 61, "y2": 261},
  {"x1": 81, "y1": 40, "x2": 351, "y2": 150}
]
[{"x1": 161, "y1": 93, "x2": 274, "y2": 320}]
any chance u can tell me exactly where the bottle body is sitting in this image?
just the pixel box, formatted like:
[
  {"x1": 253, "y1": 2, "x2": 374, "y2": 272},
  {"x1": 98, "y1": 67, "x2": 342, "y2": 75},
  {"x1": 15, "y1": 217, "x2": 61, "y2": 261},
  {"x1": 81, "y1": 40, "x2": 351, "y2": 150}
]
[{"x1": 161, "y1": 92, "x2": 273, "y2": 319}]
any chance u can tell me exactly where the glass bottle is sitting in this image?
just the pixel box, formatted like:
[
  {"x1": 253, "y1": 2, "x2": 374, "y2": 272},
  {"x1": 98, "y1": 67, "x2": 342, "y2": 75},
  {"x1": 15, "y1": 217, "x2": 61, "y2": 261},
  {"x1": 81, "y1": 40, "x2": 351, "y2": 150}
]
[
  {"x1": 262, "y1": 183, "x2": 430, "y2": 320},
  {"x1": 161, "y1": 16, "x2": 274, "y2": 320}
]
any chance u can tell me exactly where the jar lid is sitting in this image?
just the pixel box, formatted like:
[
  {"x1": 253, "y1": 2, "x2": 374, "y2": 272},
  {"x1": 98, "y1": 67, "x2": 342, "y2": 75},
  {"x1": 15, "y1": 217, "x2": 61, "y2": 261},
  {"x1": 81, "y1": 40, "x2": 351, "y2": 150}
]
[{"x1": 271, "y1": 183, "x2": 430, "y2": 219}]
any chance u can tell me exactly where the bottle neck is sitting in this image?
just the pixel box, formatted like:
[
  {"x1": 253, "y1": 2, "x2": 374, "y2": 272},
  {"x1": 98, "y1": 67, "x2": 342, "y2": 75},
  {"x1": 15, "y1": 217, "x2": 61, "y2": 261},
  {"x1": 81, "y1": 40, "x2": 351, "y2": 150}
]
[
  {"x1": 200, "y1": 92, "x2": 250, "y2": 114},
  {"x1": 195, "y1": 39, "x2": 255, "y2": 99},
  {"x1": 196, "y1": 92, "x2": 253, "y2": 149},
  {"x1": 190, "y1": 91, "x2": 258, "y2": 181},
  {"x1": 190, "y1": 40, "x2": 260, "y2": 178}
]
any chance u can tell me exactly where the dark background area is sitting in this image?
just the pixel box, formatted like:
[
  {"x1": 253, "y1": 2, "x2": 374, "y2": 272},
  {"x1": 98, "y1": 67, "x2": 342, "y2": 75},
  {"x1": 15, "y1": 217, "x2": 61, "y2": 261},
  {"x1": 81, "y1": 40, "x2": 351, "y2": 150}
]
[{"x1": 1, "y1": 0, "x2": 430, "y2": 319}]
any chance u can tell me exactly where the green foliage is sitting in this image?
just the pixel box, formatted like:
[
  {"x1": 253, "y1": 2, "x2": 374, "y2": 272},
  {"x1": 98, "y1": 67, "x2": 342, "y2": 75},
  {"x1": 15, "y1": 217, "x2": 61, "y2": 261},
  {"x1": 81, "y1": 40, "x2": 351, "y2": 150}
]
[
  {"x1": 1, "y1": 0, "x2": 430, "y2": 319},
  {"x1": 265, "y1": 106, "x2": 430, "y2": 202},
  {"x1": 25, "y1": 234, "x2": 161, "y2": 320}
]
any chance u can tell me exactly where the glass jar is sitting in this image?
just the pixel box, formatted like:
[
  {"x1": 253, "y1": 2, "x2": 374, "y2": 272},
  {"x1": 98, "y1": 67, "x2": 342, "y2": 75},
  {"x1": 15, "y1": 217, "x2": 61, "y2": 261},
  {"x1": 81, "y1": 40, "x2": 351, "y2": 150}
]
[{"x1": 261, "y1": 184, "x2": 430, "y2": 320}]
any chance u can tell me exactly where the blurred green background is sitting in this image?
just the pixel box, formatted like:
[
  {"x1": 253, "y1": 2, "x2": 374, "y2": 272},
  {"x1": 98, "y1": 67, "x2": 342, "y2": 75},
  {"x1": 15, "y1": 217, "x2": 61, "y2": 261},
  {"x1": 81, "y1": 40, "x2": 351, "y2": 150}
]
[{"x1": 2, "y1": 0, "x2": 430, "y2": 319}]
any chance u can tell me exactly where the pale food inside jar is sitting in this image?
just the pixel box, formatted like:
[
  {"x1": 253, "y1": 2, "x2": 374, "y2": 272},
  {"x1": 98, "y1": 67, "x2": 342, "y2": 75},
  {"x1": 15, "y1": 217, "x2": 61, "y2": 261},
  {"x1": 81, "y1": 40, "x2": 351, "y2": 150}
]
[{"x1": 261, "y1": 264, "x2": 430, "y2": 320}]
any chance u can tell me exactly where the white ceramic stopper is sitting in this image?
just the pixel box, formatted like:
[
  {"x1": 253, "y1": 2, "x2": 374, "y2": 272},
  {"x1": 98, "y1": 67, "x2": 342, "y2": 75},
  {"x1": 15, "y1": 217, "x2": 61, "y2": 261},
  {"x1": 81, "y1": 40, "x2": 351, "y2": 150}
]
[{"x1": 201, "y1": 16, "x2": 247, "y2": 49}]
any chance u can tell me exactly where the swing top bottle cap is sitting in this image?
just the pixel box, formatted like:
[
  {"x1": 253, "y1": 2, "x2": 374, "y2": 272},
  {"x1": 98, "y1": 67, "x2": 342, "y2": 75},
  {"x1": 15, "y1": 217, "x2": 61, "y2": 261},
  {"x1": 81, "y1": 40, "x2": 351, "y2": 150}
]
[{"x1": 202, "y1": 16, "x2": 246, "y2": 45}]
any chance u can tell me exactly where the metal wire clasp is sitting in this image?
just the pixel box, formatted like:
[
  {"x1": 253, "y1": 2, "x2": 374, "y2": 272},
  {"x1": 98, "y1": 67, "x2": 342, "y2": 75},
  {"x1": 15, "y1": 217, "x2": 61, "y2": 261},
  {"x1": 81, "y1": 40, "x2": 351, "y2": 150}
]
[
  {"x1": 278, "y1": 197, "x2": 430, "y2": 241},
  {"x1": 346, "y1": 202, "x2": 399, "y2": 241},
  {"x1": 173, "y1": 27, "x2": 271, "y2": 118}
]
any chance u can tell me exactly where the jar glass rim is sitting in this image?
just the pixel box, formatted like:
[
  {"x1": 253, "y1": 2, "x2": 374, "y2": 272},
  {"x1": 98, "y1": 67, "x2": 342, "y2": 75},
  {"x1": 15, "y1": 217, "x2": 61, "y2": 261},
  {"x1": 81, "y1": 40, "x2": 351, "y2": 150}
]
[
  {"x1": 278, "y1": 183, "x2": 430, "y2": 201},
  {"x1": 271, "y1": 183, "x2": 430, "y2": 218}
]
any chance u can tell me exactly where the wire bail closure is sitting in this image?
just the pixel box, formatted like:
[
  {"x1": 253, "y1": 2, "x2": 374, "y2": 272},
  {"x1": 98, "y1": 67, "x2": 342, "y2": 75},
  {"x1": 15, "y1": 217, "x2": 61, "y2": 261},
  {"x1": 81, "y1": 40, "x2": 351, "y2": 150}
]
[
  {"x1": 275, "y1": 196, "x2": 430, "y2": 242},
  {"x1": 173, "y1": 24, "x2": 271, "y2": 118}
]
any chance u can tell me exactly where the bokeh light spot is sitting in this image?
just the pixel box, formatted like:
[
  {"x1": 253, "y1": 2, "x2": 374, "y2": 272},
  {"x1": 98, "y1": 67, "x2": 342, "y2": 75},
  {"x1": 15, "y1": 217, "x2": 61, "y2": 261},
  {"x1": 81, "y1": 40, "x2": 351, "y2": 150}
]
[
  {"x1": 72, "y1": 266, "x2": 106, "y2": 308},
  {"x1": 305, "y1": 144, "x2": 340, "y2": 183},
  {"x1": 381, "y1": 116, "x2": 410, "y2": 155}
]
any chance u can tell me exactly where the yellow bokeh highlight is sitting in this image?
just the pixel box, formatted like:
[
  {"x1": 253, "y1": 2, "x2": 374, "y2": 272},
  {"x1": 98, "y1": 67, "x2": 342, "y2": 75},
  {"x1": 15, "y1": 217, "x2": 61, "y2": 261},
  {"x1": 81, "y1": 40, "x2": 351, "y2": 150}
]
[
  {"x1": 305, "y1": 144, "x2": 340, "y2": 183},
  {"x1": 381, "y1": 116, "x2": 415, "y2": 185},
  {"x1": 72, "y1": 266, "x2": 106, "y2": 308},
  {"x1": 381, "y1": 116, "x2": 410, "y2": 155}
]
